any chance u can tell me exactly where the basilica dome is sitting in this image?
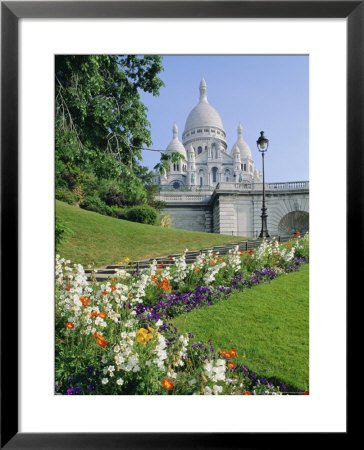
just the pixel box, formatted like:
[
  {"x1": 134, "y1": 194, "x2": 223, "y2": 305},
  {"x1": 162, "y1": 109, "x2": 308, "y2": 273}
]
[
  {"x1": 230, "y1": 123, "x2": 252, "y2": 159},
  {"x1": 166, "y1": 123, "x2": 187, "y2": 159},
  {"x1": 183, "y1": 78, "x2": 225, "y2": 135}
]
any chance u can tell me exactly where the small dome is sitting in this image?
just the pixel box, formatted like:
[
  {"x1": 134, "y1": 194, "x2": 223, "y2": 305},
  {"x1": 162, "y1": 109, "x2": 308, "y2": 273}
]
[
  {"x1": 166, "y1": 123, "x2": 187, "y2": 159},
  {"x1": 230, "y1": 123, "x2": 252, "y2": 159},
  {"x1": 183, "y1": 79, "x2": 225, "y2": 134}
]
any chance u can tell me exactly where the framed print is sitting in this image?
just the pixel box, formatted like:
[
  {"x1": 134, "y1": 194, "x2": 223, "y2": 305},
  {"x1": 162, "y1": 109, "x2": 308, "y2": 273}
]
[{"x1": 1, "y1": 0, "x2": 358, "y2": 447}]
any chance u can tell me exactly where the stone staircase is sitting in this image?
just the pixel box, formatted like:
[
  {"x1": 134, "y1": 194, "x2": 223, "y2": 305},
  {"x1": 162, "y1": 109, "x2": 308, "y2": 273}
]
[{"x1": 85, "y1": 236, "x2": 292, "y2": 282}]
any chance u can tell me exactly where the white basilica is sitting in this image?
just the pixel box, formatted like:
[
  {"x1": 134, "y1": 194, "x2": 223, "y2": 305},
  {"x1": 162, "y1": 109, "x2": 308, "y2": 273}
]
[
  {"x1": 154, "y1": 79, "x2": 309, "y2": 238},
  {"x1": 156, "y1": 78, "x2": 262, "y2": 190}
]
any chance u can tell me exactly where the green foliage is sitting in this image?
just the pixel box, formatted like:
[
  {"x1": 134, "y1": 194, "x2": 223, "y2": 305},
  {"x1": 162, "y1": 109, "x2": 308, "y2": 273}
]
[
  {"x1": 80, "y1": 195, "x2": 112, "y2": 216},
  {"x1": 124, "y1": 205, "x2": 159, "y2": 225},
  {"x1": 55, "y1": 54, "x2": 165, "y2": 214},
  {"x1": 56, "y1": 187, "x2": 77, "y2": 205},
  {"x1": 153, "y1": 151, "x2": 186, "y2": 176},
  {"x1": 55, "y1": 216, "x2": 73, "y2": 251}
]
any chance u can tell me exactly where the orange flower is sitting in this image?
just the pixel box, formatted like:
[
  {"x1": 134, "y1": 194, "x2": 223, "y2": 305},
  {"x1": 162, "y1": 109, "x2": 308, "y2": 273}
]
[
  {"x1": 99, "y1": 312, "x2": 107, "y2": 319},
  {"x1": 243, "y1": 391, "x2": 252, "y2": 395},
  {"x1": 65, "y1": 322, "x2": 74, "y2": 329},
  {"x1": 151, "y1": 275, "x2": 158, "y2": 283},
  {"x1": 193, "y1": 267, "x2": 200, "y2": 273},
  {"x1": 161, "y1": 378, "x2": 174, "y2": 390},
  {"x1": 245, "y1": 259, "x2": 250, "y2": 263},
  {"x1": 128, "y1": 293, "x2": 133, "y2": 298},
  {"x1": 157, "y1": 262, "x2": 165, "y2": 269},
  {"x1": 157, "y1": 277, "x2": 171, "y2": 292},
  {"x1": 228, "y1": 362, "x2": 236, "y2": 369},
  {"x1": 90, "y1": 311, "x2": 98, "y2": 317},
  {"x1": 219, "y1": 350, "x2": 232, "y2": 359},
  {"x1": 168, "y1": 256, "x2": 173, "y2": 260},
  {"x1": 230, "y1": 348, "x2": 238, "y2": 357},
  {"x1": 94, "y1": 331, "x2": 107, "y2": 347},
  {"x1": 110, "y1": 278, "x2": 116, "y2": 282},
  {"x1": 65, "y1": 285, "x2": 71, "y2": 291},
  {"x1": 111, "y1": 285, "x2": 117, "y2": 291},
  {"x1": 101, "y1": 290, "x2": 110, "y2": 295},
  {"x1": 80, "y1": 296, "x2": 92, "y2": 306}
]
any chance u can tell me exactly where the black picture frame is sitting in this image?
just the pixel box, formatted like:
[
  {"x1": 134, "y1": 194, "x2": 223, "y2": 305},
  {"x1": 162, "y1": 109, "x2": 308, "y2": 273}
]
[{"x1": 1, "y1": 1, "x2": 357, "y2": 448}]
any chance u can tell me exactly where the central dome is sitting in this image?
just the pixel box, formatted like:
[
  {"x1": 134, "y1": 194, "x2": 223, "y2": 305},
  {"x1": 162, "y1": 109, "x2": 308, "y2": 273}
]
[{"x1": 183, "y1": 78, "x2": 225, "y2": 133}]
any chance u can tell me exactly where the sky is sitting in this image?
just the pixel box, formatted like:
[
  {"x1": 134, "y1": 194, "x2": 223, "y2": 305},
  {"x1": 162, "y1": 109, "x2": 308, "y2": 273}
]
[{"x1": 138, "y1": 55, "x2": 309, "y2": 183}]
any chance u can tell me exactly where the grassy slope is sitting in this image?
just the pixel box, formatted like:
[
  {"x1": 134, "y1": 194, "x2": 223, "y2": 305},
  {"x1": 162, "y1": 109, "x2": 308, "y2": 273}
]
[
  {"x1": 173, "y1": 264, "x2": 309, "y2": 391},
  {"x1": 56, "y1": 201, "x2": 248, "y2": 267}
]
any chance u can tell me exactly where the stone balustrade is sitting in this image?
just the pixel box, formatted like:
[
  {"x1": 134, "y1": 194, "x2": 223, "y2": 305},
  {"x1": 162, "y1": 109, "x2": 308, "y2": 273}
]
[{"x1": 156, "y1": 181, "x2": 309, "y2": 203}]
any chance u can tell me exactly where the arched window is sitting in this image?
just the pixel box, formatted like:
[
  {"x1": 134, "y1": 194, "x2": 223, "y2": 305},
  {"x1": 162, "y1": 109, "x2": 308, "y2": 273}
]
[
  {"x1": 225, "y1": 169, "x2": 230, "y2": 182},
  {"x1": 199, "y1": 169, "x2": 204, "y2": 187},
  {"x1": 198, "y1": 146, "x2": 202, "y2": 155},
  {"x1": 173, "y1": 163, "x2": 180, "y2": 171},
  {"x1": 212, "y1": 167, "x2": 218, "y2": 183}
]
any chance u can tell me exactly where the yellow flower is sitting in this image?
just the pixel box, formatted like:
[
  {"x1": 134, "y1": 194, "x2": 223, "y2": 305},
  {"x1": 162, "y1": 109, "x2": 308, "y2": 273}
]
[
  {"x1": 137, "y1": 327, "x2": 153, "y2": 344},
  {"x1": 124, "y1": 257, "x2": 130, "y2": 263}
]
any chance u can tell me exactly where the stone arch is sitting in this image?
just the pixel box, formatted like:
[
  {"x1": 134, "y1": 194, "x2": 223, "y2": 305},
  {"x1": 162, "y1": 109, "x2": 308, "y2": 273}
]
[
  {"x1": 198, "y1": 168, "x2": 206, "y2": 187},
  {"x1": 277, "y1": 211, "x2": 309, "y2": 236}
]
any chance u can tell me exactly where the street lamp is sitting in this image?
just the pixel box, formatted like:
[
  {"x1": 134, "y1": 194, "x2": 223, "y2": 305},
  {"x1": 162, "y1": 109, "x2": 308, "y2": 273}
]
[{"x1": 256, "y1": 131, "x2": 270, "y2": 238}]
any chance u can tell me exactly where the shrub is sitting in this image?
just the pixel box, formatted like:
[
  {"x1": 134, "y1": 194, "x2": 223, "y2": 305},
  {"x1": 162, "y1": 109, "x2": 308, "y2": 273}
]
[
  {"x1": 80, "y1": 195, "x2": 112, "y2": 216},
  {"x1": 55, "y1": 216, "x2": 72, "y2": 251},
  {"x1": 159, "y1": 214, "x2": 172, "y2": 228},
  {"x1": 125, "y1": 205, "x2": 159, "y2": 225},
  {"x1": 55, "y1": 187, "x2": 77, "y2": 205},
  {"x1": 109, "y1": 205, "x2": 125, "y2": 219}
]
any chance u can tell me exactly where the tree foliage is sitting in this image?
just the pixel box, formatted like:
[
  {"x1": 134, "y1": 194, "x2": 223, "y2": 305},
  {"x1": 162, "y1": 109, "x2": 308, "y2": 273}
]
[{"x1": 55, "y1": 55, "x2": 166, "y2": 211}]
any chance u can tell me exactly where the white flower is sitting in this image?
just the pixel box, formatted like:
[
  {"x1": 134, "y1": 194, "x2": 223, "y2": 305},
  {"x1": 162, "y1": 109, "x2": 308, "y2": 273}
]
[
  {"x1": 188, "y1": 378, "x2": 197, "y2": 386},
  {"x1": 102, "y1": 378, "x2": 109, "y2": 385},
  {"x1": 213, "y1": 385, "x2": 223, "y2": 395},
  {"x1": 117, "y1": 378, "x2": 124, "y2": 386}
]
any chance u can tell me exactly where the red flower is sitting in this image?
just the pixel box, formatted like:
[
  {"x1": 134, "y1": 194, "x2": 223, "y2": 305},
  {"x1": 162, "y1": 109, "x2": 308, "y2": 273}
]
[
  {"x1": 303, "y1": 390, "x2": 309, "y2": 395},
  {"x1": 230, "y1": 348, "x2": 238, "y2": 357},
  {"x1": 65, "y1": 322, "x2": 74, "y2": 329},
  {"x1": 243, "y1": 391, "x2": 252, "y2": 395},
  {"x1": 161, "y1": 378, "x2": 174, "y2": 390}
]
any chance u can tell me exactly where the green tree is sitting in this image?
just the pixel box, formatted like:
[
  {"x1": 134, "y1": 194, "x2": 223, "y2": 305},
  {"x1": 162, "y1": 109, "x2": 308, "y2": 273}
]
[{"x1": 55, "y1": 55, "x2": 164, "y2": 180}]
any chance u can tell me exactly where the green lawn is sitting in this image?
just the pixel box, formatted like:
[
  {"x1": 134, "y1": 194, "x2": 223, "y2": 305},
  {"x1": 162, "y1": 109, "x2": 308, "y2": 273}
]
[
  {"x1": 173, "y1": 264, "x2": 309, "y2": 391},
  {"x1": 56, "y1": 201, "x2": 249, "y2": 267}
]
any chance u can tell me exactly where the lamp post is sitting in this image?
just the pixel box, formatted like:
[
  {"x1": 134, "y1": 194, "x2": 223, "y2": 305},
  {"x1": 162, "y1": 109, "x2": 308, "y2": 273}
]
[{"x1": 257, "y1": 131, "x2": 269, "y2": 238}]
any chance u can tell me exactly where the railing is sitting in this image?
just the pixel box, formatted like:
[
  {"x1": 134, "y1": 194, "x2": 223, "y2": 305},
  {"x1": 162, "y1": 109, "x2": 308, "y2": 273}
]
[
  {"x1": 216, "y1": 181, "x2": 309, "y2": 191},
  {"x1": 155, "y1": 181, "x2": 309, "y2": 202},
  {"x1": 158, "y1": 185, "x2": 214, "y2": 192}
]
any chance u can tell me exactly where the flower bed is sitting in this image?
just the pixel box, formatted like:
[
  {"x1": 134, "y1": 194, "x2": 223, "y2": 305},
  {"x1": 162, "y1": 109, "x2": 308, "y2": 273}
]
[{"x1": 55, "y1": 233, "x2": 309, "y2": 395}]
